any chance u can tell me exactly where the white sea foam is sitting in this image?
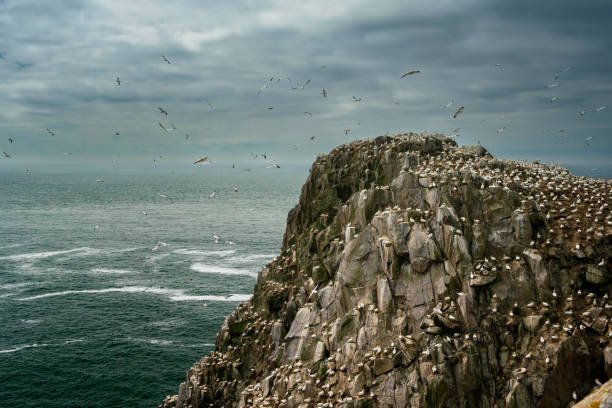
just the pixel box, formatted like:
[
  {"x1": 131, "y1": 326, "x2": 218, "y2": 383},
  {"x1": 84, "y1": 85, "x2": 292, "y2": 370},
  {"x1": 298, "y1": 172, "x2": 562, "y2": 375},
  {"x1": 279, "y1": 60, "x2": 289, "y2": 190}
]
[
  {"x1": 0, "y1": 339, "x2": 85, "y2": 354},
  {"x1": 173, "y1": 248, "x2": 236, "y2": 257},
  {"x1": 90, "y1": 268, "x2": 136, "y2": 275},
  {"x1": 0, "y1": 282, "x2": 32, "y2": 290},
  {"x1": 0, "y1": 247, "x2": 96, "y2": 261},
  {"x1": 169, "y1": 293, "x2": 251, "y2": 302},
  {"x1": 0, "y1": 246, "x2": 143, "y2": 262},
  {"x1": 228, "y1": 253, "x2": 277, "y2": 263},
  {"x1": 190, "y1": 263, "x2": 257, "y2": 277},
  {"x1": 21, "y1": 319, "x2": 42, "y2": 325},
  {"x1": 18, "y1": 286, "x2": 183, "y2": 301},
  {"x1": 0, "y1": 343, "x2": 49, "y2": 354},
  {"x1": 18, "y1": 286, "x2": 251, "y2": 303},
  {"x1": 126, "y1": 337, "x2": 174, "y2": 346},
  {"x1": 63, "y1": 339, "x2": 85, "y2": 344},
  {"x1": 0, "y1": 243, "x2": 24, "y2": 250}
]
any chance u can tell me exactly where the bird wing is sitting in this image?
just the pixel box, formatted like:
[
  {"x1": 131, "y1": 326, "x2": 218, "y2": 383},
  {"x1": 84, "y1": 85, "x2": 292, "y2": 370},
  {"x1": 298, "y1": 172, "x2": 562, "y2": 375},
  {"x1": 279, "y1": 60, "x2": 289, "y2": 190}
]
[
  {"x1": 159, "y1": 123, "x2": 168, "y2": 132},
  {"x1": 453, "y1": 106, "x2": 464, "y2": 118}
]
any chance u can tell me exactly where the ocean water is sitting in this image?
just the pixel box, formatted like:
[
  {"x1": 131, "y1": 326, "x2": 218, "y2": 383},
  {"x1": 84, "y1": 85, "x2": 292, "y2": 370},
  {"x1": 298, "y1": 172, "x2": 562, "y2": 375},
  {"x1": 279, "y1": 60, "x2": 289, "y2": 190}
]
[{"x1": 0, "y1": 168, "x2": 305, "y2": 407}]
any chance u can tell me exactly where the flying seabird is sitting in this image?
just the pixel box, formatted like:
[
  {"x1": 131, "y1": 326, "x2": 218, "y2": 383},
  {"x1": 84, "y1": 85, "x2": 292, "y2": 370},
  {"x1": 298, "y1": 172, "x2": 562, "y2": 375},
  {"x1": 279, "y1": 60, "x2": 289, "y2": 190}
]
[
  {"x1": 115, "y1": 132, "x2": 120, "y2": 136},
  {"x1": 46, "y1": 128, "x2": 55, "y2": 136},
  {"x1": 550, "y1": 97, "x2": 558, "y2": 103},
  {"x1": 162, "y1": 55, "x2": 171, "y2": 64},
  {"x1": 185, "y1": 134, "x2": 189, "y2": 140},
  {"x1": 292, "y1": 79, "x2": 311, "y2": 89},
  {"x1": 158, "y1": 122, "x2": 168, "y2": 132},
  {"x1": 585, "y1": 136, "x2": 593, "y2": 146},
  {"x1": 495, "y1": 63, "x2": 503, "y2": 67},
  {"x1": 304, "y1": 111, "x2": 312, "y2": 117},
  {"x1": 158, "y1": 107, "x2": 168, "y2": 115},
  {"x1": 321, "y1": 89, "x2": 327, "y2": 97},
  {"x1": 193, "y1": 156, "x2": 209, "y2": 164},
  {"x1": 352, "y1": 96, "x2": 362, "y2": 102},
  {"x1": 453, "y1": 106, "x2": 465, "y2": 118},
  {"x1": 595, "y1": 106, "x2": 606, "y2": 112},
  {"x1": 267, "y1": 106, "x2": 274, "y2": 110},
  {"x1": 310, "y1": 136, "x2": 317, "y2": 141},
  {"x1": 547, "y1": 82, "x2": 559, "y2": 88},
  {"x1": 344, "y1": 128, "x2": 351, "y2": 136},
  {"x1": 116, "y1": 77, "x2": 121, "y2": 85},
  {"x1": 3, "y1": 151, "x2": 11, "y2": 158},
  {"x1": 401, "y1": 70, "x2": 420, "y2": 78},
  {"x1": 8, "y1": 138, "x2": 14, "y2": 143}
]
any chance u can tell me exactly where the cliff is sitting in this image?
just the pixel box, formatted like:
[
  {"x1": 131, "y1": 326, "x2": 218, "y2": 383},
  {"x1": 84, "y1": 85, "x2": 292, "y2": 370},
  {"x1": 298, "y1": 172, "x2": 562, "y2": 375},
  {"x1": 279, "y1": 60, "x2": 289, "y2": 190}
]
[{"x1": 160, "y1": 132, "x2": 611, "y2": 408}]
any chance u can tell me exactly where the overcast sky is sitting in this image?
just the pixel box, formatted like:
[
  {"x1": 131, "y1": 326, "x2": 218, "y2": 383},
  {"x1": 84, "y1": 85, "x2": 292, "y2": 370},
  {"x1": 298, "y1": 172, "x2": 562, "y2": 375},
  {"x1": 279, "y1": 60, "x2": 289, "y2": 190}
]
[{"x1": 0, "y1": 0, "x2": 611, "y2": 172}]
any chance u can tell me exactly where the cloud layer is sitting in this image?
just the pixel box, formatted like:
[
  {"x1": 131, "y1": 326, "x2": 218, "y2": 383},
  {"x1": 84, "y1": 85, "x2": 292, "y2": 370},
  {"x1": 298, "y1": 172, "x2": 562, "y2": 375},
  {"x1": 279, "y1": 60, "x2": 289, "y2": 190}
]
[{"x1": 1, "y1": 0, "x2": 611, "y2": 170}]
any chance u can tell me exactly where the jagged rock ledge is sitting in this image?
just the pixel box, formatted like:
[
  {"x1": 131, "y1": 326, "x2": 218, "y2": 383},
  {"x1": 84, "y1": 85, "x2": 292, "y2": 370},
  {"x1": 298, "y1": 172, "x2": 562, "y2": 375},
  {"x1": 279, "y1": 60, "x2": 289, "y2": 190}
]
[{"x1": 160, "y1": 132, "x2": 611, "y2": 408}]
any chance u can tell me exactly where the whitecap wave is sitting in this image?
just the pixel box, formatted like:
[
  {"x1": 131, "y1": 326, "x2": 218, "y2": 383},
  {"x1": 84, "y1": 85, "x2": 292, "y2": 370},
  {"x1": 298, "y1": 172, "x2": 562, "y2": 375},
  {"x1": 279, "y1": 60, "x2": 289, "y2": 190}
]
[
  {"x1": 0, "y1": 339, "x2": 85, "y2": 354},
  {"x1": 21, "y1": 319, "x2": 42, "y2": 325},
  {"x1": 0, "y1": 282, "x2": 32, "y2": 290},
  {"x1": 173, "y1": 248, "x2": 236, "y2": 257},
  {"x1": 0, "y1": 243, "x2": 24, "y2": 250},
  {"x1": 90, "y1": 268, "x2": 136, "y2": 275},
  {"x1": 169, "y1": 293, "x2": 251, "y2": 302},
  {"x1": 18, "y1": 286, "x2": 183, "y2": 301},
  {"x1": 190, "y1": 263, "x2": 257, "y2": 277},
  {"x1": 18, "y1": 286, "x2": 251, "y2": 303},
  {"x1": 126, "y1": 337, "x2": 174, "y2": 346},
  {"x1": 0, "y1": 247, "x2": 97, "y2": 261},
  {"x1": 228, "y1": 253, "x2": 277, "y2": 263},
  {"x1": 0, "y1": 343, "x2": 49, "y2": 354}
]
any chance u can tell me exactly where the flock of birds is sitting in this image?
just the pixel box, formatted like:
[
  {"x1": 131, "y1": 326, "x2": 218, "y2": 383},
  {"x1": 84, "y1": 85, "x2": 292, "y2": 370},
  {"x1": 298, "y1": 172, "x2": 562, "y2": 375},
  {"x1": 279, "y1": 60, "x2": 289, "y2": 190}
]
[{"x1": 1, "y1": 58, "x2": 608, "y2": 170}]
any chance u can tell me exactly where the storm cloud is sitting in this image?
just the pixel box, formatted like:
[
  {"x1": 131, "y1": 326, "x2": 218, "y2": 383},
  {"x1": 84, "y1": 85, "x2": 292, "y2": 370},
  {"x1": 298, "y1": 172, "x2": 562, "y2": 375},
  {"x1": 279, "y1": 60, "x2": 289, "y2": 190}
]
[{"x1": 0, "y1": 0, "x2": 610, "y2": 170}]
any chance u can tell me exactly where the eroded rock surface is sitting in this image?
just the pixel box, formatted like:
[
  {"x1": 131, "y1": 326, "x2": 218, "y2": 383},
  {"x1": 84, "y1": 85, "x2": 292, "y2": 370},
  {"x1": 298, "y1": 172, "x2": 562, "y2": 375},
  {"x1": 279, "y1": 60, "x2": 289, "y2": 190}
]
[{"x1": 160, "y1": 133, "x2": 611, "y2": 408}]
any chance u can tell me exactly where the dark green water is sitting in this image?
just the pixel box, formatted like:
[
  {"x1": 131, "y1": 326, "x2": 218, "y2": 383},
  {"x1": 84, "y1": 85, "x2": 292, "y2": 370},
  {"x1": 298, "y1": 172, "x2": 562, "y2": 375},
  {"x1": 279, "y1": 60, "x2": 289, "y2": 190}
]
[{"x1": 0, "y1": 168, "x2": 305, "y2": 407}]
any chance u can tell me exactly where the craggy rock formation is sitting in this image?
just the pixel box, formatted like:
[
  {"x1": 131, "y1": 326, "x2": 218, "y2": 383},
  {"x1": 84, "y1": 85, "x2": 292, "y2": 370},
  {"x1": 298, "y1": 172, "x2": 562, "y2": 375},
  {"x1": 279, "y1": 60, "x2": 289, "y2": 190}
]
[{"x1": 160, "y1": 133, "x2": 611, "y2": 408}]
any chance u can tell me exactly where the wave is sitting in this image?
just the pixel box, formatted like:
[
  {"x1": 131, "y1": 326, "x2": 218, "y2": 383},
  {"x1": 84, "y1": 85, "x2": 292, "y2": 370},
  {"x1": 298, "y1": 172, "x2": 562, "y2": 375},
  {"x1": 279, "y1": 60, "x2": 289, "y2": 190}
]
[
  {"x1": 0, "y1": 243, "x2": 24, "y2": 250},
  {"x1": 21, "y1": 319, "x2": 42, "y2": 325},
  {"x1": 126, "y1": 337, "x2": 174, "y2": 346},
  {"x1": 0, "y1": 282, "x2": 33, "y2": 290},
  {"x1": 0, "y1": 247, "x2": 98, "y2": 261},
  {"x1": 90, "y1": 268, "x2": 136, "y2": 275},
  {"x1": 0, "y1": 338, "x2": 85, "y2": 354},
  {"x1": 173, "y1": 248, "x2": 236, "y2": 257},
  {"x1": 227, "y1": 253, "x2": 277, "y2": 263},
  {"x1": 169, "y1": 293, "x2": 252, "y2": 302},
  {"x1": 18, "y1": 286, "x2": 183, "y2": 301},
  {"x1": 0, "y1": 246, "x2": 145, "y2": 262},
  {"x1": 17, "y1": 286, "x2": 251, "y2": 303},
  {"x1": 190, "y1": 263, "x2": 257, "y2": 278},
  {"x1": 0, "y1": 343, "x2": 49, "y2": 354}
]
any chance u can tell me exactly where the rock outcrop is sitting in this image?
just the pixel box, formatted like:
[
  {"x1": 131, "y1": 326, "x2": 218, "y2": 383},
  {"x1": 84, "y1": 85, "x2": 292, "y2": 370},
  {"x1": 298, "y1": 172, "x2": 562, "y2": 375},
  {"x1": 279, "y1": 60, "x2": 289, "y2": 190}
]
[{"x1": 160, "y1": 132, "x2": 611, "y2": 408}]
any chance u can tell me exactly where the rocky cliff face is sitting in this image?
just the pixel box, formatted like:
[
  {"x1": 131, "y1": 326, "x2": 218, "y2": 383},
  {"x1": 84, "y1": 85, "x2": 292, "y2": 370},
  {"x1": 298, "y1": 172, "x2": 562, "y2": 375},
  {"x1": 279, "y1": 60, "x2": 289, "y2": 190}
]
[{"x1": 160, "y1": 133, "x2": 611, "y2": 408}]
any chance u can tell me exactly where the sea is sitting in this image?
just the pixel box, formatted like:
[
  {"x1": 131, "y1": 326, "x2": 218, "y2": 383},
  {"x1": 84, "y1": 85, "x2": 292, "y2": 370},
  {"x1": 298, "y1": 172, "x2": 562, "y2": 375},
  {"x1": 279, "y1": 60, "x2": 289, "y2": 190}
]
[{"x1": 0, "y1": 167, "x2": 306, "y2": 407}]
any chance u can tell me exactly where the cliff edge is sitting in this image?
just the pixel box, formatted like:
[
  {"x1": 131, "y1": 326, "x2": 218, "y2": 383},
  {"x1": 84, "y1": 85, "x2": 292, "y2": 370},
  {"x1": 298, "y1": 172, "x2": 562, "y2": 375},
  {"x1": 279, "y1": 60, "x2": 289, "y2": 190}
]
[{"x1": 160, "y1": 132, "x2": 611, "y2": 408}]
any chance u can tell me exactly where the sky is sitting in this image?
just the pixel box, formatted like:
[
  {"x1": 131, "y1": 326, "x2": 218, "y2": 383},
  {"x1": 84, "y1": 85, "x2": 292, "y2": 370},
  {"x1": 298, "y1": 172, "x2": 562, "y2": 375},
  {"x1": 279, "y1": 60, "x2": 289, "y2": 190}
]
[{"x1": 0, "y1": 0, "x2": 611, "y2": 172}]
